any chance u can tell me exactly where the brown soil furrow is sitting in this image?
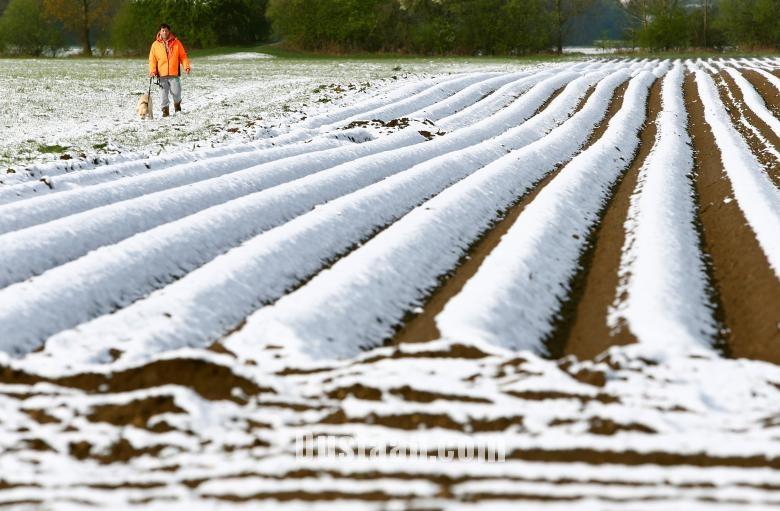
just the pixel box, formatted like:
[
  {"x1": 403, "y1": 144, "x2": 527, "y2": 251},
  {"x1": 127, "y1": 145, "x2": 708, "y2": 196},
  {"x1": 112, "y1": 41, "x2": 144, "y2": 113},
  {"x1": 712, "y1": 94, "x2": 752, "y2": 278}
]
[
  {"x1": 201, "y1": 491, "x2": 405, "y2": 503},
  {"x1": 558, "y1": 77, "x2": 663, "y2": 360},
  {"x1": 740, "y1": 68, "x2": 780, "y2": 119},
  {"x1": 181, "y1": 469, "x2": 780, "y2": 491},
  {"x1": 715, "y1": 71, "x2": 780, "y2": 186},
  {"x1": 531, "y1": 85, "x2": 569, "y2": 117},
  {"x1": 684, "y1": 73, "x2": 780, "y2": 364},
  {"x1": 507, "y1": 447, "x2": 780, "y2": 469},
  {"x1": 0, "y1": 358, "x2": 275, "y2": 402},
  {"x1": 459, "y1": 495, "x2": 780, "y2": 506},
  {"x1": 392, "y1": 81, "x2": 629, "y2": 345}
]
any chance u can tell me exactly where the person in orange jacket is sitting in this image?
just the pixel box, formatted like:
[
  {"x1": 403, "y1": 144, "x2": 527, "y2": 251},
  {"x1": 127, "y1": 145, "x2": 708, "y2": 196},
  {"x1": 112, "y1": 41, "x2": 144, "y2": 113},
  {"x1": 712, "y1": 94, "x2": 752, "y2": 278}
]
[{"x1": 148, "y1": 23, "x2": 191, "y2": 117}]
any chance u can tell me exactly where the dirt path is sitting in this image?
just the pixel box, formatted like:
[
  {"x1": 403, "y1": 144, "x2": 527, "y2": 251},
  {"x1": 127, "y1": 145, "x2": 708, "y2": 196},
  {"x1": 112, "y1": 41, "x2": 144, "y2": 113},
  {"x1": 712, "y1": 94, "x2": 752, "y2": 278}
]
[
  {"x1": 393, "y1": 81, "x2": 629, "y2": 346},
  {"x1": 684, "y1": 73, "x2": 780, "y2": 364},
  {"x1": 559, "y1": 77, "x2": 664, "y2": 360}
]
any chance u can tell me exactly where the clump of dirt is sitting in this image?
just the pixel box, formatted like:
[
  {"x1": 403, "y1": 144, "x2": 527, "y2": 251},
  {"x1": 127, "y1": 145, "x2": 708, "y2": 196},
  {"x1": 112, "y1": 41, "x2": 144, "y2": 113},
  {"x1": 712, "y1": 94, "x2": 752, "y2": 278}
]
[
  {"x1": 507, "y1": 390, "x2": 619, "y2": 405},
  {"x1": 343, "y1": 118, "x2": 412, "y2": 130},
  {"x1": 587, "y1": 417, "x2": 656, "y2": 435},
  {"x1": 24, "y1": 408, "x2": 60, "y2": 424},
  {"x1": 359, "y1": 343, "x2": 490, "y2": 365},
  {"x1": 389, "y1": 385, "x2": 492, "y2": 404},
  {"x1": 0, "y1": 358, "x2": 275, "y2": 403},
  {"x1": 417, "y1": 129, "x2": 445, "y2": 140},
  {"x1": 23, "y1": 438, "x2": 55, "y2": 452},
  {"x1": 320, "y1": 409, "x2": 522, "y2": 432},
  {"x1": 325, "y1": 384, "x2": 383, "y2": 401},
  {"x1": 87, "y1": 395, "x2": 185, "y2": 431},
  {"x1": 70, "y1": 438, "x2": 168, "y2": 464}
]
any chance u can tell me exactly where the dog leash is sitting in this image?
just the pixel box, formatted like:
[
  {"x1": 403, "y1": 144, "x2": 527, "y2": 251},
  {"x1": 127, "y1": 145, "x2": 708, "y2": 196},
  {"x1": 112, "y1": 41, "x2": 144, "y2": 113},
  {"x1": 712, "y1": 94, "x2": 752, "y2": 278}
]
[{"x1": 148, "y1": 75, "x2": 161, "y2": 97}]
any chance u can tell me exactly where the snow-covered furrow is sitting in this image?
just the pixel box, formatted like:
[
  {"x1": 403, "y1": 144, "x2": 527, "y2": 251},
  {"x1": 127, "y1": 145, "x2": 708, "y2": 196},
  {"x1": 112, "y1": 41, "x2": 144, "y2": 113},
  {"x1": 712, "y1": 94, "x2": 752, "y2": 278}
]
[
  {"x1": 0, "y1": 137, "x2": 358, "y2": 233},
  {"x1": 188, "y1": 68, "x2": 645, "y2": 360},
  {"x1": 436, "y1": 74, "x2": 553, "y2": 130},
  {"x1": 435, "y1": 68, "x2": 662, "y2": 353},
  {"x1": 699, "y1": 59, "x2": 719, "y2": 74},
  {"x1": 0, "y1": 70, "x2": 590, "y2": 354},
  {"x1": 299, "y1": 73, "x2": 462, "y2": 129},
  {"x1": 259, "y1": 71, "x2": 528, "y2": 149},
  {"x1": 749, "y1": 67, "x2": 780, "y2": 92},
  {"x1": 0, "y1": 135, "x2": 357, "y2": 206},
  {"x1": 712, "y1": 65, "x2": 780, "y2": 166},
  {"x1": 2, "y1": 138, "x2": 269, "y2": 188},
  {"x1": 722, "y1": 67, "x2": 780, "y2": 137},
  {"x1": 0, "y1": 69, "x2": 580, "y2": 292},
  {"x1": 331, "y1": 72, "x2": 503, "y2": 125},
  {"x1": 406, "y1": 72, "x2": 532, "y2": 121},
  {"x1": 0, "y1": 73, "x2": 516, "y2": 232},
  {"x1": 419, "y1": 61, "x2": 598, "y2": 126},
  {"x1": 607, "y1": 65, "x2": 717, "y2": 351},
  {"x1": 435, "y1": 63, "x2": 597, "y2": 132},
  {"x1": 693, "y1": 67, "x2": 780, "y2": 276},
  {"x1": 0, "y1": 130, "x2": 423, "y2": 284},
  {"x1": 20, "y1": 67, "x2": 624, "y2": 364},
  {"x1": 756, "y1": 57, "x2": 780, "y2": 70},
  {"x1": 732, "y1": 58, "x2": 780, "y2": 92},
  {"x1": 251, "y1": 71, "x2": 559, "y2": 151}
]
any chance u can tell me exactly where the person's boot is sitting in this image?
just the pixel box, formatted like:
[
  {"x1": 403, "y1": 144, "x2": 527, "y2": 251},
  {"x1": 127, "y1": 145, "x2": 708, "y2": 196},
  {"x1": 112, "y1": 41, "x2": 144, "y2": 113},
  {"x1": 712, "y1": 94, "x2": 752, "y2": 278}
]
[
  {"x1": 174, "y1": 102, "x2": 181, "y2": 113},
  {"x1": 162, "y1": 106, "x2": 170, "y2": 118}
]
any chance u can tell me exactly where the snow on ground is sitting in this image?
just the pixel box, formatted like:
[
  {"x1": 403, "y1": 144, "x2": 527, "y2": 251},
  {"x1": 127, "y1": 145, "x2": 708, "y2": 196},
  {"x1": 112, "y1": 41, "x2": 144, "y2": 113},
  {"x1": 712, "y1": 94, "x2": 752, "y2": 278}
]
[
  {"x1": 0, "y1": 55, "x2": 542, "y2": 175},
  {"x1": 1, "y1": 55, "x2": 779, "y2": 509},
  {"x1": 207, "y1": 52, "x2": 275, "y2": 60}
]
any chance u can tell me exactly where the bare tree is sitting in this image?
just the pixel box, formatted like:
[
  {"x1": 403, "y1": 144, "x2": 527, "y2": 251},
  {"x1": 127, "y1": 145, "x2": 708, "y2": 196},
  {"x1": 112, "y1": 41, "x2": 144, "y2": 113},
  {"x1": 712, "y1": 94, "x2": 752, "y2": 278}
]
[{"x1": 550, "y1": 0, "x2": 597, "y2": 54}]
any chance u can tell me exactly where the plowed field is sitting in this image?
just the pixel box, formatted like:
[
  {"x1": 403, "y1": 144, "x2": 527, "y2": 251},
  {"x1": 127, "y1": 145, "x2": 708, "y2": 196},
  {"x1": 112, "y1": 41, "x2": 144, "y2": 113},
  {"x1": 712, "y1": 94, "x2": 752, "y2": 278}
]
[{"x1": 1, "y1": 57, "x2": 779, "y2": 510}]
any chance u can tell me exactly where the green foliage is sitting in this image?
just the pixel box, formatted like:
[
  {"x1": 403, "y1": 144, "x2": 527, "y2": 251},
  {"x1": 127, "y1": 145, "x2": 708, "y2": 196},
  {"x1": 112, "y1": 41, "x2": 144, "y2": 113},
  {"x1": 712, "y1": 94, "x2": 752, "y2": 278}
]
[
  {"x1": 267, "y1": 0, "x2": 389, "y2": 52},
  {"x1": 110, "y1": 0, "x2": 270, "y2": 55},
  {"x1": 0, "y1": 0, "x2": 64, "y2": 56},
  {"x1": 717, "y1": 0, "x2": 780, "y2": 48},
  {"x1": 267, "y1": 0, "x2": 552, "y2": 55},
  {"x1": 638, "y1": 2, "x2": 690, "y2": 50},
  {"x1": 618, "y1": 0, "x2": 780, "y2": 52}
]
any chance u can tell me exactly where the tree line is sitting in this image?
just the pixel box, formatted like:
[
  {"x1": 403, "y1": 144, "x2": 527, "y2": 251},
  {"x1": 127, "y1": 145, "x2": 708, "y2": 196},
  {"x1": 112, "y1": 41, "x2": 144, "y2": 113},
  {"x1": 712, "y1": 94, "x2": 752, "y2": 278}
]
[
  {"x1": 0, "y1": 0, "x2": 777, "y2": 57},
  {"x1": 620, "y1": 0, "x2": 779, "y2": 51},
  {"x1": 0, "y1": 0, "x2": 269, "y2": 56},
  {"x1": 266, "y1": 0, "x2": 780, "y2": 53}
]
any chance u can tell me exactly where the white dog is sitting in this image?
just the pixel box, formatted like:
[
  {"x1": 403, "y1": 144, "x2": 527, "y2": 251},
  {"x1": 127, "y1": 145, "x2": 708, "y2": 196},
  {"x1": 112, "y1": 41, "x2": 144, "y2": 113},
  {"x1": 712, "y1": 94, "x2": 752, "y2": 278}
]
[{"x1": 136, "y1": 93, "x2": 153, "y2": 120}]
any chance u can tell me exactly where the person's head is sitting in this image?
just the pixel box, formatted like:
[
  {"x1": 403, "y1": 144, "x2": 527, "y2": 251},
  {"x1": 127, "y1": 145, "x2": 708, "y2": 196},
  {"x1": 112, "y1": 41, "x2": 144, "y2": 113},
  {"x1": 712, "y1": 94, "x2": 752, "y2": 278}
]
[{"x1": 159, "y1": 23, "x2": 171, "y2": 40}]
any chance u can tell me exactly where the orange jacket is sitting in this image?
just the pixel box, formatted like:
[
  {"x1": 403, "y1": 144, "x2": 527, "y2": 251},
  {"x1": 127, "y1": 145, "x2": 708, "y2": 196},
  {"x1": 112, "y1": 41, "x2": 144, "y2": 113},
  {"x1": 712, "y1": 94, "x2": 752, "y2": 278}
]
[{"x1": 149, "y1": 33, "x2": 191, "y2": 77}]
